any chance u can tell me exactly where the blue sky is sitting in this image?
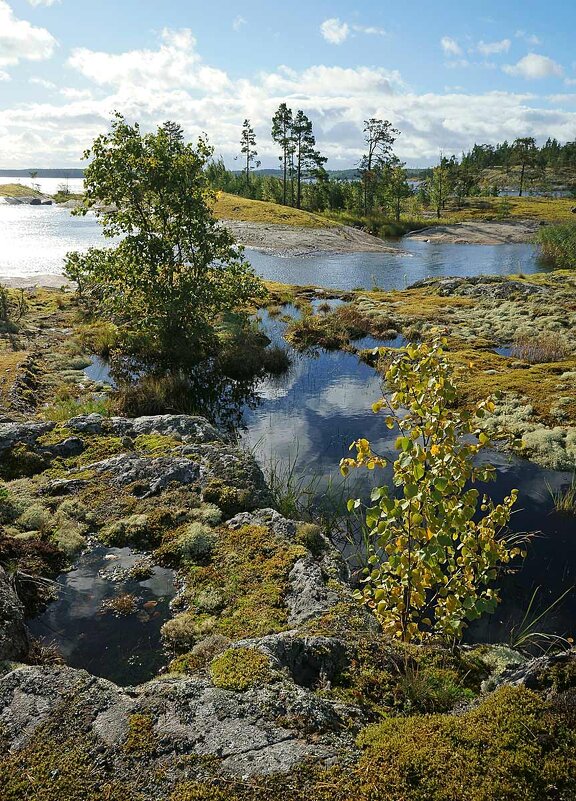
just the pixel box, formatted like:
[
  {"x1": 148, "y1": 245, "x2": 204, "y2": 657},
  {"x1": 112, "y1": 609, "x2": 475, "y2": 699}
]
[{"x1": 1, "y1": 0, "x2": 576, "y2": 167}]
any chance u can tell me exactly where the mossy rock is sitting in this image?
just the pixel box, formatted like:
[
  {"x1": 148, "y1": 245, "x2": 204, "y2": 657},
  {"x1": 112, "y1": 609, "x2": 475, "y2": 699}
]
[
  {"x1": 0, "y1": 445, "x2": 50, "y2": 480},
  {"x1": 202, "y1": 479, "x2": 252, "y2": 517},
  {"x1": 209, "y1": 647, "x2": 275, "y2": 691}
]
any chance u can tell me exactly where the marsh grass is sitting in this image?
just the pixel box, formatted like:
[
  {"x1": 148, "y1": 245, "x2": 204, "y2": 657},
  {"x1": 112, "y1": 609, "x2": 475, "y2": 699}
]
[
  {"x1": 537, "y1": 222, "x2": 576, "y2": 269},
  {"x1": 43, "y1": 395, "x2": 111, "y2": 422},
  {"x1": 548, "y1": 475, "x2": 576, "y2": 514},
  {"x1": 509, "y1": 585, "x2": 574, "y2": 652},
  {"x1": 263, "y1": 451, "x2": 350, "y2": 533},
  {"x1": 511, "y1": 331, "x2": 571, "y2": 363}
]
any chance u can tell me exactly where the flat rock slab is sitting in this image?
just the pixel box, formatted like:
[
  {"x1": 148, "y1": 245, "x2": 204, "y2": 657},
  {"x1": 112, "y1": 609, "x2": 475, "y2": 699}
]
[
  {"x1": 223, "y1": 220, "x2": 406, "y2": 255},
  {"x1": 405, "y1": 219, "x2": 542, "y2": 245}
]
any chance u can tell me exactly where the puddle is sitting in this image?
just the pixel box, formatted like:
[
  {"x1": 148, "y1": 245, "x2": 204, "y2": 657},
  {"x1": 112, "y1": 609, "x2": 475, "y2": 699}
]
[{"x1": 28, "y1": 544, "x2": 178, "y2": 685}]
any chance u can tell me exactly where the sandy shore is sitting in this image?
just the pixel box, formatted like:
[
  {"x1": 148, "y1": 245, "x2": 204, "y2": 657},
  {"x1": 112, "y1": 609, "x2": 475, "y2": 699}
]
[
  {"x1": 405, "y1": 219, "x2": 542, "y2": 245},
  {"x1": 223, "y1": 220, "x2": 405, "y2": 255}
]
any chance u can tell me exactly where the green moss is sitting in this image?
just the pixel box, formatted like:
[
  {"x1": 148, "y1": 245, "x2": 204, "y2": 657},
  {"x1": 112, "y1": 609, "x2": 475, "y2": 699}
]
[
  {"x1": 123, "y1": 713, "x2": 157, "y2": 756},
  {"x1": 133, "y1": 433, "x2": 183, "y2": 454},
  {"x1": 295, "y1": 523, "x2": 325, "y2": 556},
  {"x1": 161, "y1": 524, "x2": 306, "y2": 650},
  {"x1": 209, "y1": 647, "x2": 274, "y2": 691},
  {"x1": 202, "y1": 478, "x2": 253, "y2": 517},
  {"x1": 355, "y1": 685, "x2": 576, "y2": 801},
  {"x1": 0, "y1": 445, "x2": 50, "y2": 480},
  {"x1": 0, "y1": 712, "x2": 134, "y2": 801},
  {"x1": 37, "y1": 426, "x2": 74, "y2": 447}
]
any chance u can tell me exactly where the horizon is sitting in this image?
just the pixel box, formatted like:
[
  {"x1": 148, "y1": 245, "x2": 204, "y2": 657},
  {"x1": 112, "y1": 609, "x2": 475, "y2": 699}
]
[{"x1": 1, "y1": 1, "x2": 576, "y2": 169}]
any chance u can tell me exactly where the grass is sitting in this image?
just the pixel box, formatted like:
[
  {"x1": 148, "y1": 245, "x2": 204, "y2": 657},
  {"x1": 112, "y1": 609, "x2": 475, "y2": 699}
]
[
  {"x1": 0, "y1": 182, "x2": 44, "y2": 197},
  {"x1": 549, "y1": 475, "x2": 576, "y2": 514},
  {"x1": 212, "y1": 191, "x2": 338, "y2": 228},
  {"x1": 537, "y1": 222, "x2": 576, "y2": 269},
  {"x1": 430, "y1": 195, "x2": 576, "y2": 224},
  {"x1": 512, "y1": 331, "x2": 572, "y2": 363}
]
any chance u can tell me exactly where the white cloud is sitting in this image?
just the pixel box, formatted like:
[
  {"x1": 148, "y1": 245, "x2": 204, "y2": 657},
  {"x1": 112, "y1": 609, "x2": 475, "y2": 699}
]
[
  {"x1": 69, "y1": 28, "x2": 230, "y2": 92},
  {"x1": 4, "y1": 26, "x2": 576, "y2": 169},
  {"x1": 352, "y1": 25, "x2": 385, "y2": 36},
  {"x1": 27, "y1": 0, "x2": 60, "y2": 5},
  {"x1": 320, "y1": 18, "x2": 349, "y2": 45},
  {"x1": 515, "y1": 30, "x2": 541, "y2": 46},
  {"x1": 441, "y1": 36, "x2": 462, "y2": 57},
  {"x1": 503, "y1": 53, "x2": 564, "y2": 79},
  {"x1": 29, "y1": 76, "x2": 56, "y2": 89},
  {"x1": 0, "y1": 69, "x2": 10, "y2": 81},
  {"x1": 0, "y1": 0, "x2": 57, "y2": 68},
  {"x1": 477, "y1": 39, "x2": 510, "y2": 56},
  {"x1": 60, "y1": 87, "x2": 93, "y2": 100},
  {"x1": 232, "y1": 15, "x2": 246, "y2": 32}
]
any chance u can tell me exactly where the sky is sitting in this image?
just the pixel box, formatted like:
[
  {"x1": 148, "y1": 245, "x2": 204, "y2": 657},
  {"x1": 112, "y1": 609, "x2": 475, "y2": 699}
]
[{"x1": 1, "y1": 0, "x2": 576, "y2": 169}]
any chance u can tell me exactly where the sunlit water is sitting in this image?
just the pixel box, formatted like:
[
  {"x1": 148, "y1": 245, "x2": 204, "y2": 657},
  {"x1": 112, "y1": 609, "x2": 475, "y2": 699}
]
[{"x1": 0, "y1": 204, "x2": 549, "y2": 290}]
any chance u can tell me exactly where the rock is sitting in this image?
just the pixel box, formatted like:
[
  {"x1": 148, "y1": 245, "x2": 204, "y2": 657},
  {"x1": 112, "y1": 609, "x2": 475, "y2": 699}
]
[
  {"x1": 0, "y1": 566, "x2": 29, "y2": 662},
  {"x1": 29, "y1": 198, "x2": 42, "y2": 206},
  {"x1": 493, "y1": 648, "x2": 576, "y2": 692},
  {"x1": 65, "y1": 414, "x2": 223, "y2": 443},
  {"x1": 84, "y1": 454, "x2": 202, "y2": 497},
  {"x1": 286, "y1": 555, "x2": 340, "y2": 625},
  {"x1": 0, "y1": 420, "x2": 55, "y2": 453},
  {"x1": 408, "y1": 275, "x2": 547, "y2": 300},
  {"x1": 39, "y1": 478, "x2": 89, "y2": 496},
  {"x1": 230, "y1": 631, "x2": 349, "y2": 689},
  {"x1": 46, "y1": 436, "x2": 85, "y2": 458},
  {"x1": 0, "y1": 664, "x2": 357, "y2": 780}
]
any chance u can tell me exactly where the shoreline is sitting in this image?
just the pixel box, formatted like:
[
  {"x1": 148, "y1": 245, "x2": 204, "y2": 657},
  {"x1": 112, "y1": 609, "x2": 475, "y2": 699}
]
[{"x1": 405, "y1": 218, "x2": 542, "y2": 245}]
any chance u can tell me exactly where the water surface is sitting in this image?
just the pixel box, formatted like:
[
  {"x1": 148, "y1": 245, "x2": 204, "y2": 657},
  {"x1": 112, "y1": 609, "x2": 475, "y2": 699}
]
[
  {"x1": 29, "y1": 544, "x2": 177, "y2": 685},
  {"x1": 0, "y1": 204, "x2": 549, "y2": 291}
]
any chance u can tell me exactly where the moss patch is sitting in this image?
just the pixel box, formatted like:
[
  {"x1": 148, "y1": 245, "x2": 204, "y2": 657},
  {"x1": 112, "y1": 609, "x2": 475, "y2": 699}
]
[
  {"x1": 162, "y1": 524, "x2": 307, "y2": 652},
  {"x1": 209, "y1": 647, "x2": 274, "y2": 691},
  {"x1": 355, "y1": 685, "x2": 576, "y2": 801}
]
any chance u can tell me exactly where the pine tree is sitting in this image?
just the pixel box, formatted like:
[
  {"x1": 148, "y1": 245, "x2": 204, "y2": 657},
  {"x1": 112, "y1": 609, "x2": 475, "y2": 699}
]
[
  {"x1": 240, "y1": 119, "x2": 260, "y2": 189},
  {"x1": 292, "y1": 110, "x2": 327, "y2": 209},
  {"x1": 271, "y1": 103, "x2": 294, "y2": 206}
]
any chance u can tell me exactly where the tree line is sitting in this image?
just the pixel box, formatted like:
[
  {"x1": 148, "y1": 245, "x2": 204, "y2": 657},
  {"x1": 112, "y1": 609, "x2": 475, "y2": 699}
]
[{"x1": 208, "y1": 110, "x2": 576, "y2": 219}]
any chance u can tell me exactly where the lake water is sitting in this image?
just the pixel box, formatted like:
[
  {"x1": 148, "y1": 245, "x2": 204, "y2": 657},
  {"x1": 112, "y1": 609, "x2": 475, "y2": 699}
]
[
  {"x1": 239, "y1": 310, "x2": 575, "y2": 644},
  {"x1": 0, "y1": 204, "x2": 548, "y2": 289}
]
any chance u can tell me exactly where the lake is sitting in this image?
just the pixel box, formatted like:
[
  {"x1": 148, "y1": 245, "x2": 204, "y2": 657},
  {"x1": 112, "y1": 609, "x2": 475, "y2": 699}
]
[{"x1": 0, "y1": 204, "x2": 548, "y2": 289}]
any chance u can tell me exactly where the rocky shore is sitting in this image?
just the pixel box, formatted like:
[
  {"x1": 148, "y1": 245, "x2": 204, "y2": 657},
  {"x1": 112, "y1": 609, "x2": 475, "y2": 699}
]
[
  {"x1": 1, "y1": 411, "x2": 576, "y2": 799},
  {"x1": 405, "y1": 218, "x2": 542, "y2": 244}
]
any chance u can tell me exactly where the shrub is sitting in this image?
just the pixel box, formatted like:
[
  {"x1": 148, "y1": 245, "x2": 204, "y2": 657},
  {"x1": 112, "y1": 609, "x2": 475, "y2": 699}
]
[
  {"x1": 295, "y1": 523, "x2": 326, "y2": 556},
  {"x1": 52, "y1": 524, "x2": 87, "y2": 557},
  {"x1": 161, "y1": 612, "x2": 216, "y2": 651},
  {"x1": 65, "y1": 115, "x2": 264, "y2": 359},
  {"x1": 341, "y1": 340, "x2": 524, "y2": 642},
  {"x1": 189, "y1": 503, "x2": 222, "y2": 526},
  {"x1": 169, "y1": 634, "x2": 231, "y2": 674},
  {"x1": 17, "y1": 503, "x2": 52, "y2": 533}
]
